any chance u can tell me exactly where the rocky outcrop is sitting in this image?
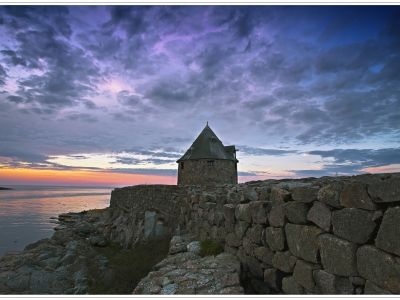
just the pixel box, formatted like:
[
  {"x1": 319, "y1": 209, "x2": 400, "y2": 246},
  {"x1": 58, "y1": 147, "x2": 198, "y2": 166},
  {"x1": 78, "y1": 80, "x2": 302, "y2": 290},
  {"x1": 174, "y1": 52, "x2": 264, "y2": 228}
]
[
  {"x1": 133, "y1": 234, "x2": 243, "y2": 294},
  {"x1": 1, "y1": 172, "x2": 400, "y2": 295},
  {"x1": 0, "y1": 210, "x2": 111, "y2": 294}
]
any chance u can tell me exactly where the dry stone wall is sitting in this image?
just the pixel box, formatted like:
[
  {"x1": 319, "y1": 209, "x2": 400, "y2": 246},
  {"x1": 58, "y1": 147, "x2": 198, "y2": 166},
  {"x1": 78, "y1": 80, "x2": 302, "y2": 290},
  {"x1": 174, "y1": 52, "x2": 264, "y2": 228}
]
[{"x1": 108, "y1": 173, "x2": 400, "y2": 294}]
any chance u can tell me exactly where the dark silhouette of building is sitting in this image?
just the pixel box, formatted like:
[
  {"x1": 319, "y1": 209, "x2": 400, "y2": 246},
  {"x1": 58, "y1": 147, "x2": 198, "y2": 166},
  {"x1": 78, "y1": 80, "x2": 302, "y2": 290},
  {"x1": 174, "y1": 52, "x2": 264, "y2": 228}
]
[{"x1": 177, "y1": 123, "x2": 238, "y2": 185}]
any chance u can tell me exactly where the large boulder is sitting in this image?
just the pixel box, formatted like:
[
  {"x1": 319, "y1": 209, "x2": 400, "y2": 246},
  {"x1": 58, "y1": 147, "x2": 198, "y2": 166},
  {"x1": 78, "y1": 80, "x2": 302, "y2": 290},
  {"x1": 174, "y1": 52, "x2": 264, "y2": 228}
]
[
  {"x1": 291, "y1": 186, "x2": 318, "y2": 203},
  {"x1": 249, "y1": 201, "x2": 269, "y2": 224},
  {"x1": 375, "y1": 206, "x2": 400, "y2": 256},
  {"x1": 282, "y1": 276, "x2": 304, "y2": 294},
  {"x1": 235, "y1": 203, "x2": 251, "y2": 224},
  {"x1": 367, "y1": 175, "x2": 400, "y2": 203},
  {"x1": 313, "y1": 270, "x2": 353, "y2": 294},
  {"x1": 246, "y1": 224, "x2": 263, "y2": 245},
  {"x1": 268, "y1": 202, "x2": 286, "y2": 227},
  {"x1": 283, "y1": 202, "x2": 310, "y2": 224},
  {"x1": 234, "y1": 221, "x2": 249, "y2": 239},
  {"x1": 254, "y1": 246, "x2": 274, "y2": 265},
  {"x1": 270, "y1": 187, "x2": 291, "y2": 203},
  {"x1": 332, "y1": 208, "x2": 376, "y2": 244},
  {"x1": 272, "y1": 251, "x2": 297, "y2": 273},
  {"x1": 357, "y1": 245, "x2": 400, "y2": 293},
  {"x1": 223, "y1": 204, "x2": 236, "y2": 225},
  {"x1": 339, "y1": 182, "x2": 376, "y2": 210},
  {"x1": 285, "y1": 224, "x2": 322, "y2": 263},
  {"x1": 307, "y1": 201, "x2": 331, "y2": 231},
  {"x1": 265, "y1": 227, "x2": 285, "y2": 251},
  {"x1": 293, "y1": 260, "x2": 320, "y2": 291},
  {"x1": 317, "y1": 182, "x2": 343, "y2": 208},
  {"x1": 319, "y1": 234, "x2": 358, "y2": 276}
]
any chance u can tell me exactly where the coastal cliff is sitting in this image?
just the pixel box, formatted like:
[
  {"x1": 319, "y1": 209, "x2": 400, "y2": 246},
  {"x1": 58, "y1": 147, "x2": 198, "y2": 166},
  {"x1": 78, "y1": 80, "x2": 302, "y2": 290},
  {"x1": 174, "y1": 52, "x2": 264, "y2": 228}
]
[{"x1": 1, "y1": 173, "x2": 399, "y2": 294}]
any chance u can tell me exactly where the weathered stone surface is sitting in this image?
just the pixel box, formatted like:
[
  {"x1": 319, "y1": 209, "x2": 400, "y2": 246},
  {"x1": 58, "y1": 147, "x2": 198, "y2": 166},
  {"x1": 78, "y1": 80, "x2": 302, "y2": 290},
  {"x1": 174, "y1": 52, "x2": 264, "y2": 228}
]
[
  {"x1": 375, "y1": 207, "x2": 400, "y2": 256},
  {"x1": 225, "y1": 233, "x2": 242, "y2": 247},
  {"x1": 254, "y1": 246, "x2": 274, "y2": 265},
  {"x1": 270, "y1": 187, "x2": 291, "y2": 203},
  {"x1": 313, "y1": 270, "x2": 353, "y2": 294},
  {"x1": 134, "y1": 250, "x2": 244, "y2": 294},
  {"x1": 223, "y1": 204, "x2": 235, "y2": 224},
  {"x1": 283, "y1": 202, "x2": 310, "y2": 224},
  {"x1": 285, "y1": 224, "x2": 322, "y2": 263},
  {"x1": 307, "y1": 201, "x2": 331, "y2": 231},
  {"x1": 368, "y1": 175, "x2": 400, "y2": 203},
  {"x1": 187, "y1": 241, "x2": 201, "y2": 255},
  {"x1": 291, "y1": 186, "x2": 318, "y2": 203},
  {"x1": 235, "y1": 203, "x2": 251, "y2": 223},
  {"x1": 249, "y1": 201, "x2": 268, "y2": 224},
  {"x1": 340, "y1": 182, "x2": 376, "y2": 210},
  {"x1": 268, "y1": 202, "x2": 286, "y2": 227},
  {"x1": 364, "y1": 280, "x2": 392, "y2": 294},
  {"x1": 293, "y1": 260, "x2": 320, "y2": 291},
  {"x1": 319, "y1": 234, "x2": 358, "y2": 276},
  {"x1": 264, "y1": 268, "x2": 283, "y2": 291},
  {"x1": 332, "y1": 208, "x2": 376, "y2": 244},
  {"x1": 272, "y1": 251, "x2": 297, "y2": 273},
  {"x1": 246, "y1": 224, "x2": 263, "y2": 245},
  {"x1": 234, "y1": 221, "x2": 249, "y2": 239},
  {"x1": 265, "y1": 227, "x2": 285, "y2": 251},
  {"x1": 282, "y1": 276, "x2": 304, "y2": 294},
  {"x1": 318, "y1": 182, "x2": 343, "y2": 208},
  {"x1": 357, "y1": 245, "x2": 400, "y2": 293}
]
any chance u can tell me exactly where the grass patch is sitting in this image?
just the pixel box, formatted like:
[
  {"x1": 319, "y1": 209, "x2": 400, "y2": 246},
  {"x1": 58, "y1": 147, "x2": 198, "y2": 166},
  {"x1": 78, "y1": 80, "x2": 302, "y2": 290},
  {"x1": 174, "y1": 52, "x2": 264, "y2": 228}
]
[
  {"x1": 88, "y1": 237, "x2": 170, "y2": 294},
  {"x1": 199, "y1": 239, "x2": 223, "y2": 257}
]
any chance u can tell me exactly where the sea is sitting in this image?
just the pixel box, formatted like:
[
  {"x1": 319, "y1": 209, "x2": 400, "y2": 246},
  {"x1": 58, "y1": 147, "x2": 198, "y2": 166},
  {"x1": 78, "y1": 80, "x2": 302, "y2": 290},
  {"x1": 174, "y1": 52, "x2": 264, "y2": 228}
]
[{"x1": 0, "y1": 185, "x2": 112, "y2": 256}]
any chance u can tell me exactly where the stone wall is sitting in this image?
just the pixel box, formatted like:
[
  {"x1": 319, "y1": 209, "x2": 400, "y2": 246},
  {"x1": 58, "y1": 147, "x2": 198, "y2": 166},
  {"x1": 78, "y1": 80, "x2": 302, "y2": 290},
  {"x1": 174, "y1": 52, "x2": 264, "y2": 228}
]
[
  {"x1": 107, "y1": 173, "x2": 400, "y2": 294},
  {"x1": 177, "y1": 159, "x2": 237, "y2": 185}
]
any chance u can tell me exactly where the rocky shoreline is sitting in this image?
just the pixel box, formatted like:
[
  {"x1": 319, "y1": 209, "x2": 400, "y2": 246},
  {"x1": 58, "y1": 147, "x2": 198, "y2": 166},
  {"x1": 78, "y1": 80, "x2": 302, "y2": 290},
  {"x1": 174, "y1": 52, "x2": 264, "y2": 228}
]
[
  {"x1": 0, "y1": 208, "x2": 172, "y2": 294},
  {"x1": 0, "y1": 207, "x2": 242, "y2": 294},
  {"x1": 1, "y1": 172, "x2": 400, "y2": 295}
]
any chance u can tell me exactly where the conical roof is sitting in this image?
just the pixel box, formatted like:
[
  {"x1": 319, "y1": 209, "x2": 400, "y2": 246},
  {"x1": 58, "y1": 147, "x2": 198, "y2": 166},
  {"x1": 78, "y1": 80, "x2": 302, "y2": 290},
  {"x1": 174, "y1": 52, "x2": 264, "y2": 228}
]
[{"x1": 177, "y1": 124, "x2": 237, "y2": 162}]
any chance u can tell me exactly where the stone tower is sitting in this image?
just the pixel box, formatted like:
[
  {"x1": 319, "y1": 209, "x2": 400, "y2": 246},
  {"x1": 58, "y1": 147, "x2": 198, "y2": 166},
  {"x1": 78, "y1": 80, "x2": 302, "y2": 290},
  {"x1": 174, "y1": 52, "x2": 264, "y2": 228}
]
[{"x1": 177, "y1": 123, "x2": 238, "y2": 185}]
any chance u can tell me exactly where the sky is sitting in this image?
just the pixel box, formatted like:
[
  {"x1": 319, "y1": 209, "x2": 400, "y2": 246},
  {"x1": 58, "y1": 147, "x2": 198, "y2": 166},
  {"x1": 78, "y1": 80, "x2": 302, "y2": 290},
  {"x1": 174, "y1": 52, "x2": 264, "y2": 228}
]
[{"x1": 0, "y1": 5, "x2": 399, "y2": 186}]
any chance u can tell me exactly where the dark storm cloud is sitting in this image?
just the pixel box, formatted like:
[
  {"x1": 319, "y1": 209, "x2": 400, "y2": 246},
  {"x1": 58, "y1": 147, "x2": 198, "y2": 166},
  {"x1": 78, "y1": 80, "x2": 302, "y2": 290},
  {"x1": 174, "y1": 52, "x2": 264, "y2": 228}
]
[
  {"x1": 0, "y1": 64, "x2": 6, "y2": 85},
  {"x1": 64, "y1": 113, "x2": 98, "y2": 123},
  {"x1": 239, "y1": 145, "x2": 297, "y2": 156},
  {"x1": 123, "y1": 147, "x2": 181, "y2": 159},
  {"x1": 1, "y1": 5, "x2": 399, "y2": 181},
  {"x1": 1, "y1": 7, "x2": 101, "y2": 113}
]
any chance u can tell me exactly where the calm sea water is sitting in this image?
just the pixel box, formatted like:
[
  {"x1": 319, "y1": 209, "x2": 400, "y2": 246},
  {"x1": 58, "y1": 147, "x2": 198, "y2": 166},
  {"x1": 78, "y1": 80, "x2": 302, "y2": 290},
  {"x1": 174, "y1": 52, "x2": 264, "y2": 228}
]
[{"x1": 0, "y1": 185, "x2": 112, "y2": 256}]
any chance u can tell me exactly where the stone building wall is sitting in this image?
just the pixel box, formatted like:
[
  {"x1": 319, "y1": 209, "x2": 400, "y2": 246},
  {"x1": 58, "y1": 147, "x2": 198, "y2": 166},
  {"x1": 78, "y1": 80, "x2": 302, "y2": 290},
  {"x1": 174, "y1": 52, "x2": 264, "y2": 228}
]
[
  {"x1": 177, "y1": 159, "x2": 237, "y2": 185},
  {"x1": 107, "y1": 173, "x2": 400, "y2": 294}
]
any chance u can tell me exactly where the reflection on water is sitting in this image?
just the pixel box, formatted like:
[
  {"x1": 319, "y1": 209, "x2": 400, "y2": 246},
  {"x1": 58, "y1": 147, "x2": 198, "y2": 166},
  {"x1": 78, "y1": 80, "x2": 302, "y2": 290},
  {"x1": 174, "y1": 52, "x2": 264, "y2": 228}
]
[{"x1": 0, "y1": 186, "x2": 112, "y2": 256}]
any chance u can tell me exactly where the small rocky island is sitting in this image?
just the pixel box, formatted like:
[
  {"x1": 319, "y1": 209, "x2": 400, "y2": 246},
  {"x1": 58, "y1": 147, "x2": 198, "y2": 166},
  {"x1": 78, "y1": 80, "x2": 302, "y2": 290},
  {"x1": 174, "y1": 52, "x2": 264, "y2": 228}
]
[{"x1": 0, "y1": 187, "x2": 11, "y2": 190}]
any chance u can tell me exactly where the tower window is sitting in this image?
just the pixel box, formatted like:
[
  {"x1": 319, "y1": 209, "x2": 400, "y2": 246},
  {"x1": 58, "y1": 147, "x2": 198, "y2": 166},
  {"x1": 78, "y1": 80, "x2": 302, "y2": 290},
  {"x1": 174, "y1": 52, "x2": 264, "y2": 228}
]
[
  {"x1": 180, "y1": 162, "x2": 184, "y2": 170},
  {"x1": 207, "y1": 160, "x2": 214, "y2": 166}
]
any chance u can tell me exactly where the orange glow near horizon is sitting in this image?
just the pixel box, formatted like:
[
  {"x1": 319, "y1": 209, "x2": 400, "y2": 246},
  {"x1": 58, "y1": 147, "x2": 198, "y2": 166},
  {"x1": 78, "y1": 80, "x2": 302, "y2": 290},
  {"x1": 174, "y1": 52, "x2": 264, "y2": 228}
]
[{"x1": 0, "y1": 167, "x2": 177, "y2": 187}]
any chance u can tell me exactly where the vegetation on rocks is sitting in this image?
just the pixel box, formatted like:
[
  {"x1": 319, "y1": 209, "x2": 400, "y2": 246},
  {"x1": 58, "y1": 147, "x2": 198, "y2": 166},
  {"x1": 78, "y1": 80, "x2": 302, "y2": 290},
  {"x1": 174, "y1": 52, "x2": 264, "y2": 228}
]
[{"x1": 199, "y1": 239, "x2": 224, "y2": 257}]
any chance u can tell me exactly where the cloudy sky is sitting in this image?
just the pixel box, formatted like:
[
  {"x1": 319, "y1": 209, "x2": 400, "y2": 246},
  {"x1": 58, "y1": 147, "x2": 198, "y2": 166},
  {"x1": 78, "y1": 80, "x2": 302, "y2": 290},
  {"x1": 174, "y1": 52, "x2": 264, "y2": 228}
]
[{"x1": 0, "y1": 5, "x2": 399, "y2": 186}]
